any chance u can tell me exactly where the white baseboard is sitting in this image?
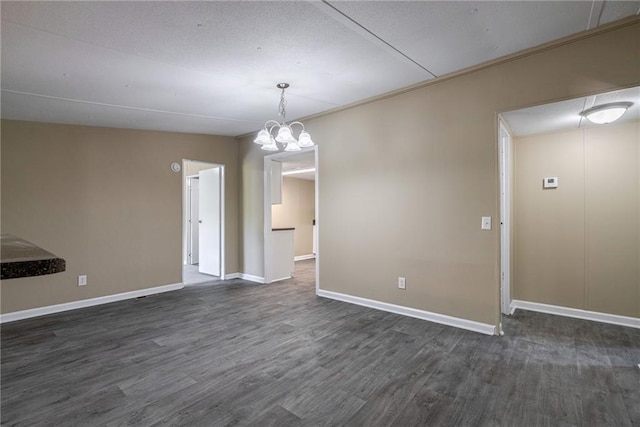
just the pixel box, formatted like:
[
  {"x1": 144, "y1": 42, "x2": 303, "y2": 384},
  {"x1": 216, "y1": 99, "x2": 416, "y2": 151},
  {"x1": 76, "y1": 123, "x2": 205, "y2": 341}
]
[
  {"x1": 316, "y1": 289, "x2": 497, "y2": 335},
  {"x1": 231, "y1": 274, "x2": 289, "y2": 284},
  {"x1": 509, "y1": 303, "x2": 518, "y2": 316},
  {"x1": 239, "y1": 273, "x2": 265, "y2": 284},
  {"x1": 294, "y1": 254, "x2": 316, "y2": 261},
  {"x1": 270, "y1": 276, "x2": 291, "y2": 283},
  {"x1": 222, "y1": 272, "x2": 265, "y2": 283},
  {"x1": 0, "y1": 282, "x2": 184, "y2": 324},
  {"x1": 510, "y1": 300, "x2": 640, "y2": 329},
  {"x1": 223, "y1": 272, "x2": 266, "y2": 283}
]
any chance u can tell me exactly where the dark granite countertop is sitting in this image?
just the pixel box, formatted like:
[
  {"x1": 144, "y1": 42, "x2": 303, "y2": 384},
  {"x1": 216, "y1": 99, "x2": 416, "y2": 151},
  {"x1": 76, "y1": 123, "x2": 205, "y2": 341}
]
[
  {"x1": 1, "y1": 234, "x2": 66, "y2": 280},
  {"x1": 272, "y1": 228, "x2": 295, "y2": 231}
]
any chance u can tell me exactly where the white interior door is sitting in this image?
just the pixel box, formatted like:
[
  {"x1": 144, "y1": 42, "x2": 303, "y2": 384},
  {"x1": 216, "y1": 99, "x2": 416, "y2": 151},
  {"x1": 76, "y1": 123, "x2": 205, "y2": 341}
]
[
  {"x1": 188, "y1": 177, "x2": 200, "y2": 265},
  {"x1": 199, "y1": 167, "x2": 221, "y2": 276}
]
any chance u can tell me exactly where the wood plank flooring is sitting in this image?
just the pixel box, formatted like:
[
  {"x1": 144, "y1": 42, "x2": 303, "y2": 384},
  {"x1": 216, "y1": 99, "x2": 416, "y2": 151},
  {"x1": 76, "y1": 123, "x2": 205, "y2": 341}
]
[{"x1": 2, "y1": 260, "x2": 639, "y2": 426}]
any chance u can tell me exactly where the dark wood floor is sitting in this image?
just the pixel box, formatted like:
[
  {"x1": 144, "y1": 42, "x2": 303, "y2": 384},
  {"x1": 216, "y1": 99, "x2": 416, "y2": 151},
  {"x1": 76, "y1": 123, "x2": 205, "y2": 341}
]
[{"x1": 2, "y1": 260, "x2": 639, "y2": 426}]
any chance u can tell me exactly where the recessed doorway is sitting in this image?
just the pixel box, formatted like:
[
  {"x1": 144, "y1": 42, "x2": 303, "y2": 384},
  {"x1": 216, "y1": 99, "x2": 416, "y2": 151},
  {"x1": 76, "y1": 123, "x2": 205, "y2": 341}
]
[
  {"x1": 499, "y1": 86, "x2": 639, "y2": 331},
  {"x1": 182, "y1": 159, "x2": 225, "y2": 286}
]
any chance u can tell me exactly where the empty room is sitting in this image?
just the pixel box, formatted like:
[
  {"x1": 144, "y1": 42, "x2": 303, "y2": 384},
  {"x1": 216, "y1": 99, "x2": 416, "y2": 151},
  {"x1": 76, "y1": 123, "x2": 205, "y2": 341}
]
[{"x1": 1, "y1": 1, "x2": 639, "y2": 425}]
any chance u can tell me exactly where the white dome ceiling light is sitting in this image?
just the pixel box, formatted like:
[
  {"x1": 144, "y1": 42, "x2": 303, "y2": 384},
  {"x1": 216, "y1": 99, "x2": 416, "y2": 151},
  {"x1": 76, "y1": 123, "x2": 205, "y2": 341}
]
[{"x1": 581, "y1": 102, "x2": 633, "y2": 124}]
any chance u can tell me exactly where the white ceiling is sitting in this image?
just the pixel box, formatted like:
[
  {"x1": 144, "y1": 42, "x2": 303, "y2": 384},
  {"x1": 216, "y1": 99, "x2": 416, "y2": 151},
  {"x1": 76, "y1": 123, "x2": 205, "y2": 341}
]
[
  {"x1": 2, "y1": 1, "x2": 639, "y2": 137},
  {"x1": 280, "y1": 151, "x2": 316, "y2": 181},
  {"x1": 502, "y1": 86, "x2": 640, "y2": 136}
]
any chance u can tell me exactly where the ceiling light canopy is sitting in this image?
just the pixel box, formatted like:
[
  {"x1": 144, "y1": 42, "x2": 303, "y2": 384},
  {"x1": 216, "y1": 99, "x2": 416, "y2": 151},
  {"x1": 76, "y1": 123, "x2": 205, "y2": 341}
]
[
  {"x1": 254, "y1": 83, "x2": 315, "y2": 152},
  {"x1": 581, "y1": 102, "x2": 632, "y2": 124}
]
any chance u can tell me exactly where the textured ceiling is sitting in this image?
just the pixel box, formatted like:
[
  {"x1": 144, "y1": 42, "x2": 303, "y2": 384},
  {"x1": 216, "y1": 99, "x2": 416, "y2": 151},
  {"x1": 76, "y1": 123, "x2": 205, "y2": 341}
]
[
  {"x1": 502, "y1": 86, "x2": 640, "y2": 136},
  {"x1": 2, "y1": 1, "x2": 639, "y2": 136}
]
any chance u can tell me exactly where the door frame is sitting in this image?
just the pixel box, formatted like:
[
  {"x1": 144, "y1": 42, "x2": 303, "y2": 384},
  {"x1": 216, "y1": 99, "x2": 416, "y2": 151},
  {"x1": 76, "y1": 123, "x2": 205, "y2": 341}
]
[
  {"x1": 263, "y1": 146, "x2": 319, "y2": 292},
  {"x1": 182, "y1": 160, "x2": 225, "y2": 279},
  {"x1": 186, "y1": 175, "x2": 199, "y2": 265},
  {"x1": 498, "y1": 118, "x2": 512, "y2": 315}
]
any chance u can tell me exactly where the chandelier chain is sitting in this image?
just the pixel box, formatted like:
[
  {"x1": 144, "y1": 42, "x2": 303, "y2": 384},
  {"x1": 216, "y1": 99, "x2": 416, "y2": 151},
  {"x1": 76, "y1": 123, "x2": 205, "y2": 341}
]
[{"x1": 278, "y1": 87, "x2": 287, "y2": 121}]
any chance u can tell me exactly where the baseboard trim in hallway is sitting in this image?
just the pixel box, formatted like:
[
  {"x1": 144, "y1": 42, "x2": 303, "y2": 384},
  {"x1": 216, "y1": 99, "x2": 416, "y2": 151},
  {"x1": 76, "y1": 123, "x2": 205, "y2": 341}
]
[
  {"x1": 0, "y1": 282, "x2": 184, "y2": 324},
  {"x1": 223, "y1": 273, "x2": 266, "y2": 283},
  {"x1": 317, "y1": 289, "x2": 497, "y2": 335},
  {"x1": 510, "y1": 299, "x2": 640, "y2": 329},
  {"x1": 241, "y1": 273, "x2": 265, "y2": 283},
  {"x1": 294, "y1": 254, "x2": 316, "y2": 261}
]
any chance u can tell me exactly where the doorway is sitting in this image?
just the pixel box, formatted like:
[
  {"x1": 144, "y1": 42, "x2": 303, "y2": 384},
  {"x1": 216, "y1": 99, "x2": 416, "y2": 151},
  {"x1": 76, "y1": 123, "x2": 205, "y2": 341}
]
[
  {"x1": 263, "y1": 146, "x2": 318, "y2": 291},
  {"x1": 498, "y1": 86, "x2": 639, "y2": 330},
  {"x1": 183, "y1": 160, "x2": 225, "y2": 286}
]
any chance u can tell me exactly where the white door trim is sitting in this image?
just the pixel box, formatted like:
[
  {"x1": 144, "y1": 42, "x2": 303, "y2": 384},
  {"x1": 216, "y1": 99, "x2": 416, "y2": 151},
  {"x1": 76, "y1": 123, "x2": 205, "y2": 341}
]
[
  {"x1": 263, "y1": 146, "x2": 318, "y2": 285},
  {"x1": 186, "y1": 175, "x2": 199, "y2": 265},
  {"x1": 498, "y1": 118, "x2": 512, "y2": 316},
  {"x1": 314, "y1": 147, "x2": 319, "y2": 294}
]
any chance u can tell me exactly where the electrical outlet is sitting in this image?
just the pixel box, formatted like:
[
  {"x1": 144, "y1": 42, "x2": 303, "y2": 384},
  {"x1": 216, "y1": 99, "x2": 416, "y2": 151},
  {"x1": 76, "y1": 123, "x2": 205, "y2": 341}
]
[
  {"x1": 78, "y1": 275, "x2": 87, "y2": 286},
  {"x1": 398, "y1": 277, "x2": 406, "y2": 290}
]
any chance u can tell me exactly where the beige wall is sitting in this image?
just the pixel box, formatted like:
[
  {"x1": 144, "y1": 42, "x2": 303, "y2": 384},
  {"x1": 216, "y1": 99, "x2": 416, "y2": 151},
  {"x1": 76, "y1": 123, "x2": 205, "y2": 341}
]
[
  {"x1": 1, "y1": 120, "x2": 239, "y2": 313},
  {"x1": 585, "y1": 122, "x2": 639, "y2": 317},
  {"x1": 514, "y1": 120, "x2": 639, "y2": 317},
  {"x1": 239, "y1": 20, "x2": 640, "y2": 327},
  {"x1": 272, "y1": 177, "x2": 315, "y2": 257},
  {"x1": 513, "y1": 120, "x2": 639, "y2": 317},
  {"x1": 513, "y1": 128, "x2": 586, "y2": 309}
]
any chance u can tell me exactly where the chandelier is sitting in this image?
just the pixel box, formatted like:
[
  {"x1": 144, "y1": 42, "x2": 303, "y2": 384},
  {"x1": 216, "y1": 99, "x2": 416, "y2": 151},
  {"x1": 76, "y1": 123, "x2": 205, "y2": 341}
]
[{"x1": 253, "y1": 83, "x2": 315, "y2": 151}]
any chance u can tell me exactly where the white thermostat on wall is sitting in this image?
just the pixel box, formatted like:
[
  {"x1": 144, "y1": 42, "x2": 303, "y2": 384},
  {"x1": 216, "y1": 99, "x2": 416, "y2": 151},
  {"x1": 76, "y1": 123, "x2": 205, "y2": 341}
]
[{"x1": 543, "y1": 177, "x2": 558, "y2": 189}]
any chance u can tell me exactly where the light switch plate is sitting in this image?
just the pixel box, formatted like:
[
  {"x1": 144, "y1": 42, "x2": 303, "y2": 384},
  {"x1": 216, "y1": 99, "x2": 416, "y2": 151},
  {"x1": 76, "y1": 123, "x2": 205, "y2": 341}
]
[
  {"x1": 78, "y1": 275, "x2": 87, "y2": 286},
  {"x1": 481, "y1": 217, "x2": 492, "y2": 230}
]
